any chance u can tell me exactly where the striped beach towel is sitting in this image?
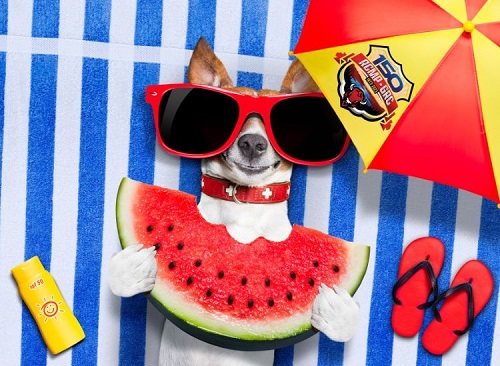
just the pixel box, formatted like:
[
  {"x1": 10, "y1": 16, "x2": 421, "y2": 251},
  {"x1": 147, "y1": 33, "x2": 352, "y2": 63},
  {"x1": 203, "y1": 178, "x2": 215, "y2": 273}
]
[{"x1": 1, "y1": 1, "x2": 499, "y2": 365}]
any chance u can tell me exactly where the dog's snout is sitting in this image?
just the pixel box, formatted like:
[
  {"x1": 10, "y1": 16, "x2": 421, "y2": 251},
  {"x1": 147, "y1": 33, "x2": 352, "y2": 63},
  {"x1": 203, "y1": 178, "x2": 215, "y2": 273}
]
[{"x1": 237, "y1": 134, "x2": 268, "y2": 160}]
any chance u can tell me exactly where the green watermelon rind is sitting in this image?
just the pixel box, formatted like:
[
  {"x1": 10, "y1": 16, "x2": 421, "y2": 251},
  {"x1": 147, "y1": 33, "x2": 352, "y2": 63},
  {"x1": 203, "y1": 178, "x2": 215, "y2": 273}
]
[{"x1": 116, "y1": 177, "x2": 370, "y2": 350}]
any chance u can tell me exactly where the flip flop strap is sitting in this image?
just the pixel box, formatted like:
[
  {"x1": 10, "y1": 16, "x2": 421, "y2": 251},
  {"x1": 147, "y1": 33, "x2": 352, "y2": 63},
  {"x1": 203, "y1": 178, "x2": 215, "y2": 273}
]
[
  {"x1": 392, "y1": 259, "x2": 438, "y2": 309},
  {"x1": 432, "y1": 281, "x2": 474, "y2": 336}
]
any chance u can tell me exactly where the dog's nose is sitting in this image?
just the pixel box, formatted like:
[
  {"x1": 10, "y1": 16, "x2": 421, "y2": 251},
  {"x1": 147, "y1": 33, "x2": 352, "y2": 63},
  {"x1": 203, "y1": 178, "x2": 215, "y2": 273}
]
[{"x1": 237, "y1": 134, "x2": 268, "y2": 160}]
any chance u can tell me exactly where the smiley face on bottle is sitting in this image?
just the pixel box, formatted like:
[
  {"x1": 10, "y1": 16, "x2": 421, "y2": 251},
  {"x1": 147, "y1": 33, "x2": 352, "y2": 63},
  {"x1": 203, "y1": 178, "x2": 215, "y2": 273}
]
[{"x1": 38, "y1": 296, "x2": 64, "y2": 322}]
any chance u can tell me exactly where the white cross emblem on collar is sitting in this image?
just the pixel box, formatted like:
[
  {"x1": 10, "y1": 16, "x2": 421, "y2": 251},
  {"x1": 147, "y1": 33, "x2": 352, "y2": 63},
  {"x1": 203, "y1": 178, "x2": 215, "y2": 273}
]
[
  {"x1": 261, "y1": 187, "x2": 273, "y2": 199},
  {"x1": 225, "y1": 185, "x2": 236, "y2": 197}
]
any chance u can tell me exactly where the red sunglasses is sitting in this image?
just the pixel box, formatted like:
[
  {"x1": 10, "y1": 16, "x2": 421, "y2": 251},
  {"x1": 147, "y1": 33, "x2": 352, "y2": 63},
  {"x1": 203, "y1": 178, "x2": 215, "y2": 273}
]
[{"x1": 145, "y1": 83, "x2": 349, "y2": 166}]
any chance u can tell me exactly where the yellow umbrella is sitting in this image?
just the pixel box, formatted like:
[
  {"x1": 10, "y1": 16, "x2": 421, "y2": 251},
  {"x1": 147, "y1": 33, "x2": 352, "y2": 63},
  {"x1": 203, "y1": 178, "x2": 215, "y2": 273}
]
[{"x1": 293, "y1": 0, "x2": 500, "y2": 203}]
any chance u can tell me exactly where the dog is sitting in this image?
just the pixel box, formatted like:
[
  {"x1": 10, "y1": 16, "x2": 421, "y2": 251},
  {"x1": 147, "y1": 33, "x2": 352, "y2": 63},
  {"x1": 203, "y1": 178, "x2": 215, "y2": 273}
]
[{"x1": 109, "y1": 37, "x2": 360, "y2": 366}]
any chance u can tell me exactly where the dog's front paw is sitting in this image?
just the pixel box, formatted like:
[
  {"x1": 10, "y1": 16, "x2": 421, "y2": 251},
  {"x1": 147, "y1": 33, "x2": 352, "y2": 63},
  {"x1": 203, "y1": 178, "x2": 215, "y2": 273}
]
[
  {"x1": 108, "y1": 244, "x2": 157, "y2": 297},
  {"x1": 311, "y1": 284, "x2": 360, "y2": 342}
]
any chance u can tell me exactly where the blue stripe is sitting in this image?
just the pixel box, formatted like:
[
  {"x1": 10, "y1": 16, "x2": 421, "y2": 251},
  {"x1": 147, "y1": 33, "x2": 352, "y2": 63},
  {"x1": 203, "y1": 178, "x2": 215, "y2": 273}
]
[
  {"x1": 179, "y1": 158, "x2": 202, "y2": 197},
  {"x1": 119, "y1": 62, "x2": 160, "y2": 366},
  {"x1": 239, "y1": 0, "x2": 268, "y2": 57},
  {"x1": 416, "y1": 184, "x2": 458, "y2": 365},
  {"x1": 186, "y1": 0, "x2": 216, "y2": 49},
  {"x1": 32, "y1": 0, "x2": 59, "y2": 38},
  {"x1": 179, "y1": 58, "x2": 208, "y2": 197},
  {"x1": 237, "y1": 71, "x2": 263, "y2": 91},
  {"x1": 328, "y1": 143, "x2": 358, "y2": 241},
  {"x1": 83, "y1": 0, "x2": 111, "y2": 42},
  {"x1": 273, "y1": 346, "x2": 294, "y2": 366},
  {"x1": 0, "y1": 0, "x2": 6, "y2": 34},
  {"x1": 287, "y1": 165, "x2": 307, "y2": 226},
  {"x1": 72, "y1": 58, "x2": 108, "y2": 366},
  {"x1": 126, "y1": 62, "x2": 159, "y2": 184},
  {"x1": 183, "y1": 0, "x2": 216, "y2": 173},
  {"x1": 290, "y1": 0, "x2": 309, "y2": 53},
  {"x1": 467, "y1": 199, "x2": 500, "y2": 364},
  {"x1": 318, "y1": 144, "x2": 359, "y2": 365},
  {"x1": 135, "y1": 0, "x2": 163, "y2": 46},
  {"x1": 366, "y1": 173, "x2": 408, "y2": 366},
  {"x1": 21, "y1": 54, "x2": 58, "y2": 366}
]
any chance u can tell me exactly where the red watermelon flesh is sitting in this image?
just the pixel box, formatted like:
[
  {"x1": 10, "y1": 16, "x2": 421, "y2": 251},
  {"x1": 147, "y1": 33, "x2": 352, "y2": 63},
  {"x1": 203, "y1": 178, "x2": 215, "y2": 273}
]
[{"x1": 116, "y1": 177, "x2": 370, "y2": 350}]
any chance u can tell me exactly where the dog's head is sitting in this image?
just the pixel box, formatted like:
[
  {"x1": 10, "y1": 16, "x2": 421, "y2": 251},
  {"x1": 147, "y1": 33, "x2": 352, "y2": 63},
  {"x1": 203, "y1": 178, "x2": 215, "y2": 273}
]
[{"x1": 187, "y1": 37, "x2": 319, "y2": 187}]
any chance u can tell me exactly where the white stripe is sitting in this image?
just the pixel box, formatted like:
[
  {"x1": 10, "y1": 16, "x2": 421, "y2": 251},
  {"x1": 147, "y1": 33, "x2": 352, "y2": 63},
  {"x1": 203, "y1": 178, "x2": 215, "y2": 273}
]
[
  {"x1": 99, "y1": 8, "x2": 138, "y2": 364},
  {"x1": 155, "y1": 0, "x2": 186, "y2": 189},
  {"x1": 110, "y1": 0, "x2": 137, "y2": 45},
  {"x1": 346, "y1": 165, "x2": 382, "y2": 366},
  {"x1": 214, "y1": 0, "x2": 242, "y2": 53},
  {"x1": 294, "y1": 333, "x2": 319, "y2": 366},
  {"x1": 7, "y1": 0, "x2": 33, "y2": 37},
  {"x1": 392, "y1": 178, "x2": 433, "y2": 366},
  {"x1": 0, "y1": 51, "x2": 31, "y2": 366},
  {"x1": 97, "y1": 55, "x2": 135, "y2": 366},
  {"x1": 441, "y1": 191, "x2": 481, "y2": 366},
  {"x1": 47, "y1": 54, "x2": 83, "y2": 366},
  {"x1": 159, "y1": 0, "x2": 189, "y2": 83},
  {"x1": 263, "y1": 0, "x2": 294, "y2": 90},
  {"x1": 303, "y1": 165, "x2": 333, "y2": 232},
  {"x1": 214, "y1": 0, "x2": 242, "y2": 83},
  {"x1": 59, "y1": 0, "x2": 85, "y2": 39},
  {"x1": 0, "y1": 35, "x2": 294, "y2": 79},
  {"x1": 145, "y1": 302, "x2": 165, "y2": 366},
  {"x1": 300, "y1": 166, "x2": 332, "y2": 365}
]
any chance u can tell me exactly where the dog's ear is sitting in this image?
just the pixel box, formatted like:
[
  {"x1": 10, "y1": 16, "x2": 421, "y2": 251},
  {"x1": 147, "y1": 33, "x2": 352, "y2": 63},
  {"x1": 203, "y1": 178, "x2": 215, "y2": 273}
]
[
  {"x1": 280, "y1": 59, "x2": 319, "y2": 94},
  {"x1": 188, "y1": 37, "x2": 233, "y2": 87}
]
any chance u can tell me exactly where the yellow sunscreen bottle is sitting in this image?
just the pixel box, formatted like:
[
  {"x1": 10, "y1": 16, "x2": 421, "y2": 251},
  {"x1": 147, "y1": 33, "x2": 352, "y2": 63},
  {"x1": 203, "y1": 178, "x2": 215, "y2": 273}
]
[{"x1": 12, "y1": 256, "x2": 85, "y2": 354}]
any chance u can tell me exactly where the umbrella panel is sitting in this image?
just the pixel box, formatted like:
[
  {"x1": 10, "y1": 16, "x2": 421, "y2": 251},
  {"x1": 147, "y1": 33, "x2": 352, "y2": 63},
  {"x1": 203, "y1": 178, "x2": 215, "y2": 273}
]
[
  {"x1": 294, "y1": 0, "x2": 500, "y2": 202},
  {"x1": 369, "y1": 35, "x2": 499, "y2": 203}
]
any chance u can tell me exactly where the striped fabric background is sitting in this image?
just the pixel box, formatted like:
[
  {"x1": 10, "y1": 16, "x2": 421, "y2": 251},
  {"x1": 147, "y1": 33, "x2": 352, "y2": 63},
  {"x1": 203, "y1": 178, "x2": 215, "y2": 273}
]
[{"x1": 1, "y1": 1, "x2": 499, "y2": 365}]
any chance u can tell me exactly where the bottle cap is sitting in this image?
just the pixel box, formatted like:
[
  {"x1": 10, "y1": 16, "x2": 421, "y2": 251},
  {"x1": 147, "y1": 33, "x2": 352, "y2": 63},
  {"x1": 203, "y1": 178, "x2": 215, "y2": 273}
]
[{"x1": 11, "y1": 256, "x2": 45, "y2": 284}]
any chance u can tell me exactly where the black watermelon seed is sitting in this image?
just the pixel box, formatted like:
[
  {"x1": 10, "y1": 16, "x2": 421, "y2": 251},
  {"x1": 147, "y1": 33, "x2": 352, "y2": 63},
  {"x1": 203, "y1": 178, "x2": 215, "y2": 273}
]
[
  {"x1": 265, "y1": 278, "x2": 271, "y2": 287},
  {"x1": 177, "y1": 242, "x2": 184, "y2": 250},
  {"x1": 168, "y1": 261, "x2": 176, "y2": 270},
  {"x1": 333, "y1": 265, "x2": 340, "y2": 272},
  {"x1": 290, "y1": 271, "x2": 296, "y2": 280},
  {"x1": 241, "y1": 277, "x2": 248, "y2": 286},
  {"x1": 228, "y1": 295, "x2": 234, "y2": 305},
  {"x1": 308, "y1": 278, "x2": 315, "y2": 287},
  {"x1": 154, "y1": 243, "x2": 161, "y2": 250},
  {"x1": 168, "y1": 224, "x2": 174, "y2": 231},
  {"x1": 186, "y1": 277, "x2": 194, "y2": 285},
  {"x1": 206, "y1": 289, "x2": 212, "y2": 297},
  {"x1": 146, "y1": 225, "x2": 154, "y2": 232},
  {"x1": 268, "y1": 298, "x2": 274, "y2": 307},
  {"x1": 248, "y1": 299, "x2": 254, "y2": 308},
  {"x1": 218, "y1": 271, "x2": 225, "y2": 279},
  {"x1": 195, "y1": 259, "x2": 202, "y2": 267},
  {"x1": 313, "y1": 260, "x2": 319, "y2": 267},
  {"x1": 286, "y1": 291, "x2": 293, "y2": 301}
]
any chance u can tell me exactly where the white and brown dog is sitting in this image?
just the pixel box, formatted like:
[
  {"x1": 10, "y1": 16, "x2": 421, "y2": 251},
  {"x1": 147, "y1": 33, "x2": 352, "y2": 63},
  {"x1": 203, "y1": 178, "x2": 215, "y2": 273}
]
[{"x1": 109, "y1": 37, "x2": 359, "y2": 366}]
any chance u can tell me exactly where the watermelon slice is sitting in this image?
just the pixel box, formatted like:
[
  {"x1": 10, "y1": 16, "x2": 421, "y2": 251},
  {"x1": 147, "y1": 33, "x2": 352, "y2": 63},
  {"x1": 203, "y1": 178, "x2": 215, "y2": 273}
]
[{"x1": 116, "y1": 177, "x2": 370, "y2": 350}]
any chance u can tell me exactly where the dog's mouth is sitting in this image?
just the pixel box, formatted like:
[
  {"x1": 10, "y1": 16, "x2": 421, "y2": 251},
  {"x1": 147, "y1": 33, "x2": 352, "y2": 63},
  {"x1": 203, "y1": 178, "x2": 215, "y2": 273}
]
[
  {"x1": 222, "y1": 153, "x2": 281, "y2": 175},
  {"x1": 234, "y1": 160, "x2": 282, "y2": 174}
]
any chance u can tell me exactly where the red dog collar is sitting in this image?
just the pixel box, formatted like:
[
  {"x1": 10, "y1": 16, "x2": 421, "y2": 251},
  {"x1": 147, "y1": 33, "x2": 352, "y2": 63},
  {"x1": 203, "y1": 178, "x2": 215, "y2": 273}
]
[{"x1": 201, "y1": 174, "x2": 290, "y2": 204}]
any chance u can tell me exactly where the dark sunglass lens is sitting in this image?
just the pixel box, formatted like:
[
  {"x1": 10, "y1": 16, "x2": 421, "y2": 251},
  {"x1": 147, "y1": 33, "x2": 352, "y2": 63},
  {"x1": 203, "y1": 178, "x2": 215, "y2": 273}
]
[
  {"x1": 271, "y1": 97, "x2": 347, "y2": 162},
  {"x1": 159, "y1": 88, "x2": 239, "y2": 154}
]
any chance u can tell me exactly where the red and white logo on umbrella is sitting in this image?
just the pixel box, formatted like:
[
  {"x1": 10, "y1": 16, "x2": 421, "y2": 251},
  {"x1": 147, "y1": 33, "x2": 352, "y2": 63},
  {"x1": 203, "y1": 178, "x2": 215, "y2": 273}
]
[{"x1": 336, "y1": 45, "x2": 414, "y2": 130}]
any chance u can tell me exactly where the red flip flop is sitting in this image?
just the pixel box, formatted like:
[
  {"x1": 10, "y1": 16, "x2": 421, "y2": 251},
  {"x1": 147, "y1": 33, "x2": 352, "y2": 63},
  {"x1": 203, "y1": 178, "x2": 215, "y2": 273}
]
[
  {"x1": 422, "y1": 260, "x2": 494, "y2": 355},
  {"x1": 392, "y1": 237, "x2": 445, "y2": 337}
]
